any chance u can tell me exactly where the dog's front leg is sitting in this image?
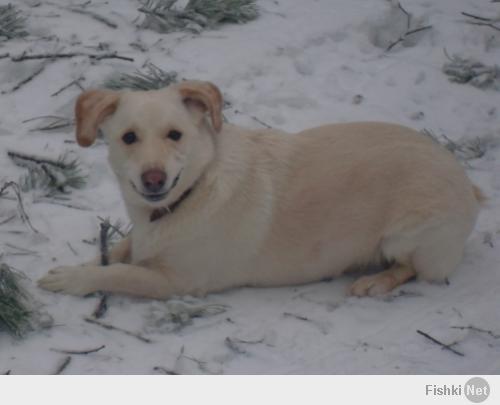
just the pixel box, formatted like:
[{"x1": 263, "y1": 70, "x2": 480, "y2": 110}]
[{"x1": 38, "y1": 263, "x2": 173, "y2": 300}]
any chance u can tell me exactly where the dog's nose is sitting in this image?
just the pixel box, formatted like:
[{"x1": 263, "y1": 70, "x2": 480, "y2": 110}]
[{"x1": 141, "y1": 169, "x2": 167, "y2": 193}]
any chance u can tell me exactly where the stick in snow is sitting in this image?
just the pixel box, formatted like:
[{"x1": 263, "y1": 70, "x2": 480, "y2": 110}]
[
  {"x1": 153, "y1": 366, "x2": 180, "y2": 375},
  {"x1": 54, "y1": 356, "x2": 72, "y2": 374},
  {"x1": 84, "y1": 317, "x2": 153, "y2": 343},
  {"x1": 1, "y1": 63, "x2": 47, "y2": 94},
  {"x1": 416, "y1": 329, "x2": 465, "y2": 357},
  {"x1": 11, "y1": 52, "x2": 134, "y2": 63},
  {"x1": 91, "y1": 220, "x2": 111, "y2": 319},
  {"x1": 51, "y1": 344, "x2": 106, "y2": 355}
]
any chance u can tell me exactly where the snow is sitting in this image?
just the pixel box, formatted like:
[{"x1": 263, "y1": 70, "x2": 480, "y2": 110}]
[{"x1": 1, "y1": 0, "x2": 500, "y2": 374}]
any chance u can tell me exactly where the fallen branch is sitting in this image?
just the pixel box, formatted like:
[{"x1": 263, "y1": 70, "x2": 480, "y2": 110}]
[
  {"x1": 11, "y1": 52, "x2": 134, "y2": 63},
  {"x1": 84, "y1": 317, "x2": 153, "y2": 343},
  {"x1": 51, "y1": 344, "x2": 106, "y2": 355},
  {"x1": 54, "y1": 356, "x2": 72, "y2": 374},
  {"x1": 416, "y1": 329, "x2": 465, "y2": 357}
]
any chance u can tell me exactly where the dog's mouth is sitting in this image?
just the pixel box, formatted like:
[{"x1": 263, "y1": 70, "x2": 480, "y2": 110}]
[{"x1": 130, "y1": 171, "x2": 182, "y2": 203}]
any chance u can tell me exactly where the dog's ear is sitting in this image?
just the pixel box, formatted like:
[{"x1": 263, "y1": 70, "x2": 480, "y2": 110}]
[
  {"x1": 75, "y1": 89, "x2": 119, "y2": 147},
  {"x1": 177, "y1": 81, "x2": 223, "y2": 133}
]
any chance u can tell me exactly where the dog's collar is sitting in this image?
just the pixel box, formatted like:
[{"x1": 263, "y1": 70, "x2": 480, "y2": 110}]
[{"x1": 150, "y1": 185, "x2": 195, "y2": 222}]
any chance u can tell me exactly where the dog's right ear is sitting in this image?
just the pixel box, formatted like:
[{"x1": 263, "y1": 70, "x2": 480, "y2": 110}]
[{"x1": 75, "y1": 89, "x2": 119, "y2": 147}]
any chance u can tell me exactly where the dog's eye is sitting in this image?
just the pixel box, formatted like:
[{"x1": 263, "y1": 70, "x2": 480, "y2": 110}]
[
  {"x1": 167, "y1": 130, "x2": 183, "y2": 142},
  {"x1": 122, "y1": 132, "x2": 137, "y2": 145}
]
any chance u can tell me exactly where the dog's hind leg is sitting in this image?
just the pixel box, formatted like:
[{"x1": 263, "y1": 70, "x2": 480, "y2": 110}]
[{"x1": 349, "y1": 265, "x2": 416, "y2": 297}]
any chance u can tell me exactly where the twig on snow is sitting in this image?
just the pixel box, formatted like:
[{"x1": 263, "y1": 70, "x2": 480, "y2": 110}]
[
  {"x1": 416, "y1": 329, "x2": 465, "y2": 357},
  {"x1": 63, "y1": 7, "x2": 118, "y2": 29},
  {"x1": 84, "y1": 317, "x2": 153, "y2": 343},
  {"x1": 461, "y1": 11, "x2": 500, "y2": 32},
  {"x1": 153, "y1": 366, "x2": 180, "y2": 375},
  {"x1": 0, "y1": 182, "x2": 40, "y2": 234},
  {"x1": 51, "y1": 77, "x2": 84, "y2": 97},
  {"x1": 54, "y1": 356, "x2": 72, "y2": 374},
  {"x1": 66, "y1": 242, "x2": 78, "y2": 256},
  {"x1": 1, "y1": 63, "x2": 47, "y2": 94},
  {"x1": 385, "y1": 2, "x2": 432, "y2": 52},
  {"x1": 451, "y1": 325, "x2": 500, "y2": 339},
  {"x1": 283, "y1": 312, "x2": 328, "y2": 335},
  {"x1": 11, "y1": 52, "x2": 134, "y2": 63},
  {"x1": 51, "y1": 344, "x2": 106, "y2": 355}
]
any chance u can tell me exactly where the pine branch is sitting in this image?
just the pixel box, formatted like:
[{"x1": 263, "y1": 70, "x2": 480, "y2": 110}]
[
  {"x1": 0, "y1": 4, "x2": 28, "y2": 41},
  {"x1": 137, "y1": 0, "x2": 258, "y2": 34},
  {"x1": 0, "y1": 263, "x2": 31, "y2": 338},
  {"x1": 7, "y1": 150, "x2": 87, "y2": 196},
  {"x1": 25, "y1": 115, "x2": 74, "y2": 132},
  {"x1": 103, "y1": 63, "x2": 178, "y2": 90},
  {"x1": 421, "y1": 129, "x2": 497, "y2": 162},
  {"x1": 442, "y1": 51, "x2": 500, "y2": 91}
]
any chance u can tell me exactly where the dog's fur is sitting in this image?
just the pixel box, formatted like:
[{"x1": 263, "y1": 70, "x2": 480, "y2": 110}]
[{"x1": 38, "y1": 81, "x2": 481, "y2": 299}]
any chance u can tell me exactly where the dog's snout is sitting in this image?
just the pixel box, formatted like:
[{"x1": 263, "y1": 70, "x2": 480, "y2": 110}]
[{"x1": 141, "y1": 169, "x2": 166, "y2": 193}]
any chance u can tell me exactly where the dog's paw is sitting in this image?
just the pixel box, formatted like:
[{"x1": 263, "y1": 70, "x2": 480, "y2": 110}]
[
  {"x1": 349, "y1": 273, "x2": 398, "y2": 297},
  {"x1": 38, "y1": 266, "x2": 96, "y2": 296}
]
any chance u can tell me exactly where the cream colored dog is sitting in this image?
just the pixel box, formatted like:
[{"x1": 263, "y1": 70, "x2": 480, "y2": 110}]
[{"x1": 38, "y1": 81, "x2": 481, "y2": 299}]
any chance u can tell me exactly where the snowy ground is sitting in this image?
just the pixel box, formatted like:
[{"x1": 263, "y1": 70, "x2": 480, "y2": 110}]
[{"x1": 1, "y1": 0, "x2": 500, "y2": 374}]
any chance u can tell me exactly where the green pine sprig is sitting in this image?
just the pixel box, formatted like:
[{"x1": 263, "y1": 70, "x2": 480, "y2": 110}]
[
  {"x1": 7, "y1": 150, "x2": 87, "y2": 196},
  {"x1": 0, "y1": 4, "x2": 28, "y2": 41},
  {"x1": 137, "y1": 0, "x2": 258, "y2": 34},
  {"x1": 103, "y1": 62, "x2": 178, "y2": 91},
  {"x1": 0, "y1": 264, "x2": 31, "y2": 338}
]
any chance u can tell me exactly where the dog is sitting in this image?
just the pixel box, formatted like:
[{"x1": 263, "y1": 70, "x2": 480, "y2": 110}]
[{"x1": 38, "y1": 80, "x2": 481, "y2": 299}]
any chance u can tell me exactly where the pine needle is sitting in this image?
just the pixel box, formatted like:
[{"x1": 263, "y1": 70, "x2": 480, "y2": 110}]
[
  {"x1": 0, "y1": 264, "x2": 31, "y2": 338},
  {"x1": 7, "y1": 150, "x2": 87, "y2": 196},
  {"x1": 443, "y1": 52, "x2": 500, "y2": 91},
  {"x1": 137, "y1": 0, "x2": 258, "y2": 34},
  {"x1": 0, "y1": 4, "x2": 28, "y2": 41},
  {"x1": 103, "y1": 62, "x2": 178, "y2": 91}
]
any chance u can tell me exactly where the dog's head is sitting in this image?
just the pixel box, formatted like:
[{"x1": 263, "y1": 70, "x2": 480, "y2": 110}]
[{"x1": 74, "y1": 80, "x2": 223, "y2": 210}]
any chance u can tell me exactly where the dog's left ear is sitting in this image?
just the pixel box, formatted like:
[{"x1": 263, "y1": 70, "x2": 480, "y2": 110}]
[
  {"x1": 177, "y1": 81, "x2": 223, "y2": 133},
  {"x1": 75, "y1": 89, "x2": 119, "y2": 147}
]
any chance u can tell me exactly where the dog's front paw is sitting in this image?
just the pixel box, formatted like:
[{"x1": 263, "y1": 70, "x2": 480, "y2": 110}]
[{"x1": 38, "y1": 266, "x2": 97, "y2": 296}]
